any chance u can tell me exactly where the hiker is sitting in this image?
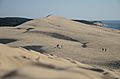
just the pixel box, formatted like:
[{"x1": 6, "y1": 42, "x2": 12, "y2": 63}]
[
  {"x1": 104, "y1": 48, "x2": 107, "y2": 52},
  {"x1": 102, "y1": 48, "x2": 104, "y2": 51},
  {"x1": 81, "y1": 43, "x2": 87, "y2": 48},
  {"x1": 56, "y1": 44, "x2": 63, "y2": 49},
  {"x1": 56, "y1": 44, "x2": 60, "y2": 48}
]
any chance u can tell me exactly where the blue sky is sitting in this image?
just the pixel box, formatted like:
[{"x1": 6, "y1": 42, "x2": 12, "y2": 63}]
[{"x1": 0, "y1": 0, "x2": 120, "y2": 20}]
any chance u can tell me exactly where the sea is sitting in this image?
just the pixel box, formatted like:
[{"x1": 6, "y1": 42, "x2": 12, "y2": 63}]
[{"x1": 101, "y1": 20, "x2": 120, "y2": 30}]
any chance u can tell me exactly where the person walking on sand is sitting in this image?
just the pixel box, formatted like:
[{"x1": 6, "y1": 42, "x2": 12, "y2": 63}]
[
  {"x1": 56, "y1": 44, "x2": 59, "y2": 48},
  {"x1": 61, "y1": 45, "x2": 63, "y2": 48},
  {"x1": 102, "y1": 48, "x2": 107, "y2": 52},
  {"x1": 55, "y1": 44, "x2": 63, "y2": 49},
  {"x1": 102, "y1": 48, "x2": 104, "y2": 51},
  {"x1": 105, "y1": 48, "x2": 107, "y2": 52}
]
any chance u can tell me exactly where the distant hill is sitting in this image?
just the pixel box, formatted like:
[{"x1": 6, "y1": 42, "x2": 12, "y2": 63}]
[
  {"x1": 72, "y1": 19, "x2": 104, "y2": 26},
  {"x1": 0, "y1": 17, "x2": 33, "y2": 27}
]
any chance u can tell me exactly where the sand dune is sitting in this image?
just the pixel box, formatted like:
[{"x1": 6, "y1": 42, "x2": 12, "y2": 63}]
[
  {"x1": 0, "y1": 16, "x2": 120, "y2": 78},
  {"x1": 0, "y1": 44, "x2": 120, "y2": 79}
]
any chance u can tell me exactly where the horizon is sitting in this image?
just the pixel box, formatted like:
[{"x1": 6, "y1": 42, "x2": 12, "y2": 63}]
[
  {"x1": 0, "y1": 16, "x2": 120, "y2": 21},
  {"x1": 0, "y1": 0, "x2": 120, "y2": 20}
]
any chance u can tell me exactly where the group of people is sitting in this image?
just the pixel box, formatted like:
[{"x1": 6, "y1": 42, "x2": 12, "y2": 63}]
[
  {"x1": 55, "y1": 44, "x2": 107, "y2": 52},
  {"x1": 102, "y1": 48, "x2": 107, "y2": 52}
]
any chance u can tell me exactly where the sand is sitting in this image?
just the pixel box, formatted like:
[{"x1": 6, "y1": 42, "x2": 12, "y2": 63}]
[
  {"x1": 0, "y1": 16, "x2": 120, "y2": 79},
  {"x1": 0, "y1": 44, "x2": 120, "y2": 79}
]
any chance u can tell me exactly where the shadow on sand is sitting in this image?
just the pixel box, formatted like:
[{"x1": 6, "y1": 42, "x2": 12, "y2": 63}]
[
  {"x1": 0, "y1": 38, "x2": 17, "y2": 44},
  {"x1": 28, "y1": 31, "x2": 80, "y2": 42},
  {"x1": 22, "y1": 45, "x2": 46, "y2": 53}
]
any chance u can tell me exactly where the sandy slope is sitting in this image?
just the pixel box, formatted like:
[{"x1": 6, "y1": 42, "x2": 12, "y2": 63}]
[
  {"x1": 0, "y1": 16, "x2": 120, "y2": 78},
  {"x1": 0, "y1": 44, "x2": 120, "y2": 79}
]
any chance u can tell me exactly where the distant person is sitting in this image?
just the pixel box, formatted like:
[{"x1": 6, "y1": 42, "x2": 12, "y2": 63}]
[
  {"x1": 81, "y1": 43, "x2": 87, "y2": 48},
  {"x1": 56, "y1": 44, "x2": 59, "y2": 48},
  {"x1": 102, "y1": 48, "x2": 104, "y2": 51},
  {"x1": 105, "y1": 48, "x2": 107, "y2": 52},
  {"x1": 55, "y1": 44, "x2": 63, "y2": 49}
]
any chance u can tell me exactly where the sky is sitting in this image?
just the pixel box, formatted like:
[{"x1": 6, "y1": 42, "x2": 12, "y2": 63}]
[{"x1": 0, "y1": 0, "x2": 120, "y2": 20}]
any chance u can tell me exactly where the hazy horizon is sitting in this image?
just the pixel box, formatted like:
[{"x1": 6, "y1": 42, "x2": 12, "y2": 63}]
[{"x1": 0, "y1": 0, "x2": 120, "y2": 20}]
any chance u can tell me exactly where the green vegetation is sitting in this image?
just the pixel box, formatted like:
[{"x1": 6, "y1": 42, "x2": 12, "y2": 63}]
[{"x1": 0, "y1": 17, "x2": 32, "y2": 27}]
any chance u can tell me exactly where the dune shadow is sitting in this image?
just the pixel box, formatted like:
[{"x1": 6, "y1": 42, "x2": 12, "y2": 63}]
[
  {"x1": 105, "y1": 60, "x2": 120, "y2": 69},
  {"x1": 0, "y1": 38, "x2": 17, "y2": 44},
  {"x1": 85, "y1": 68, "x2": 104, "y2": 73},
  {"x1": 22, "y1": 45, "x2": 46, "y2": 53},
  {"x1": 96, "y1": 60, "x2": 120, "y2": 69},
  {"x1": 23, "y1": 28, "x2": 35, "y2": 33},
  {"x1": 1, "y1": 70, "x2": 17, "y2": 79},
  {"x1": 50, "y1": 33, "x2": 80, "y2": 42},
  {"x1": 29, "y1": 31, "x2": 80, "y2": 42},
  {"x1": 79, "y1": 67, "x2": 104, "y2": 73},
  {"x1": 33, "y1": 62, "x2": 65, "y2": 70}
]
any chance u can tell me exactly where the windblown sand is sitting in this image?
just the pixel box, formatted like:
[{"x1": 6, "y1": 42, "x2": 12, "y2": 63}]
[{"x1": 0, "y1": 16, "x2": 120, "y2": 79}]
